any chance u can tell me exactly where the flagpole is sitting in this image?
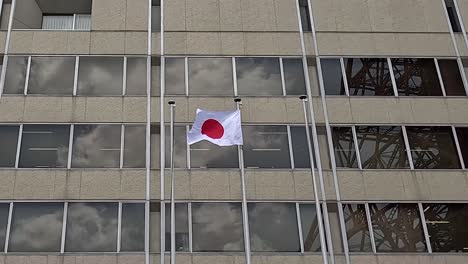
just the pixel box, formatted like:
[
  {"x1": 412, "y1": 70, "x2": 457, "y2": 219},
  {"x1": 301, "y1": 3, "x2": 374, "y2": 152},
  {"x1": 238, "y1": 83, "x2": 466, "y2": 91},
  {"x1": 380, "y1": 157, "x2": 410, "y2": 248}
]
[
  {"x1": 300, "y1": 96, "x2": 329, "y2": 264},
  {"x1": 234, "y1": 98, "x2": 251, "y2": 264},
  {"x1": 168, "y1": 101, "x2": 176, "y2": 264}
]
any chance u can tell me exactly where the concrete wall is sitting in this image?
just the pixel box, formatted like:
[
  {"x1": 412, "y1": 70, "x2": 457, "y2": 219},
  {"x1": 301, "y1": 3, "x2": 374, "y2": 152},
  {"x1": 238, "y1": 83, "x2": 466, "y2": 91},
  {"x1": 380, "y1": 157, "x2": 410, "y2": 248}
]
[
  {"x1": 92, "y1": 0, "x2": 148, "y2": 31},
  {"x1": 12, "y1": 0, "x2": 42, "y2": 29},
  {"x1": 0, "y1": 254, "x2": 145, "y2": 264}
]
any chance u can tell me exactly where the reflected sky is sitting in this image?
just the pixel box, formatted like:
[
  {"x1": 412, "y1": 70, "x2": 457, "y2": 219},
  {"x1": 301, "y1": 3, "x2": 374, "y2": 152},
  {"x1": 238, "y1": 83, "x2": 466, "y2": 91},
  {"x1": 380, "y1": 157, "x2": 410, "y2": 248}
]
[
  {"x1": 121, "y1": 203, "x2": 145, "y2": 252},
  {"x1": 126, "y1": 57, "x2": 147, "y2": 96},
  {"x1": 123, "y1": 125, "x2": 146, "y2": 168},
  {"x1": 28, "y1": 56, "x2": 75, "y2": 95},
  {"x1": 4, "y1": 56, "x2": 28, "y2": 94},
  {"x1": 236, "y1": 58, "x2": 282, "y2": 96},
  {"x1": 243, "y1": 126, "x2": 290, "y2": 168},
  {"x1": 189, "y1": 58, "x2": 234, "y2": 95},
  {"x1": 165, "y1": 58, "x2": 185, "y2": 95},
  {"x1": 165, "y1": 203, "x2": 189, "y2": 252},
  {"x1": 78, "y1": 57, "x2": 123, "y2": 96},
  {"x1": 0, "y1": 126, "x2": 19, "y2": 167},
  {"x1": 283, "y1": 58, "x2": 306, "y2": 95},
  {"x1": 190, "y1": 138, "x2": 238, "y2": 168}
]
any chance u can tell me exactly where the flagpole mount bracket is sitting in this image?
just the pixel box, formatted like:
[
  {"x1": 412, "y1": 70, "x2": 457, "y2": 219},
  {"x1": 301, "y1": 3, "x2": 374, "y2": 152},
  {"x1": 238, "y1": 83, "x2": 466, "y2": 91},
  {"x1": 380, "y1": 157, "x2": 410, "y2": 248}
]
[
  {"x1": 234, "y1": 98, "x2": 242, "y2": 103},
  {"x1": 168, "y1": 100, "x2": 175, "y2": 105},
  {"x1": 299, "y1": 95, "x2": 308, "y2": 100}
]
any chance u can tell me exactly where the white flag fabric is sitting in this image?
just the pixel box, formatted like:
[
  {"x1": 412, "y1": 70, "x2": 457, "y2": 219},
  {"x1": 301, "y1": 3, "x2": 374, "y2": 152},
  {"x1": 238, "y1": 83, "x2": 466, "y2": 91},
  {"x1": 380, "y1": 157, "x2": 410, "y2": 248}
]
[{"x1": 187, "y1": 109, "x2": 243, "y2": 146}]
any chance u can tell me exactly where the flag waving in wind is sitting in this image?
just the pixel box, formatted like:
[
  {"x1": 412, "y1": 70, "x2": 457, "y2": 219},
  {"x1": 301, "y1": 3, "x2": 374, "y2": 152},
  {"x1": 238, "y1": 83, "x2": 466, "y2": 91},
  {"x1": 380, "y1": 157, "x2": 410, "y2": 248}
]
[{"x1": 187, "y1": 109, "x2": 243, "y2": 146}]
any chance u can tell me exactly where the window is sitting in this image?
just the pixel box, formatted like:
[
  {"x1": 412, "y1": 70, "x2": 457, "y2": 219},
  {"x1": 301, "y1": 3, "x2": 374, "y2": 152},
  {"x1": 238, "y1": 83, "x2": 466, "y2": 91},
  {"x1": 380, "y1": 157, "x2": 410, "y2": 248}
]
[
  {"x1": 28, "y1": 56, "x2": 75, "y2": 95},
  {"x1": 392, "y1": 58, "x2": 443, "y2": 96},
  {"x1": 406, "y1": 126, "x2": 460, "y2": 169},
  {"x1": 188, "y1": 58, "x2": 234, "y2": 96},
  {"x1": 126, "y1": 57, "x2": 147, "y2": 95},
  {"x1": 121, "y1": 203, "x2": 145, "y2": 252},
  {"x1": 283, "y1": 58, "x2": 307, "y2": 95},
  {"x1": 243, "y1": 126, "x2": 290, "y2": 168},
  {"x1": 344, "y1": 58, "x2": 394, "y2": 96},
  {"x1": 343, "y1": 204, "x2": 372, "y2": 252},
  {"x1": 236, "y1": 58, "x2": 282, "y2": 96},
  {"x1": 149, "y1": 203, "x2": 161, "y2": 252},
  {"x1": 3, "y1": 56, "x2": 28, "y2": 94},
  {"x1": 72, "y1": 125, "x2": 121, "y2": 168},
  {"x1": 77, "y1": 57, "x2": 124, "y2": 96},
  {"x1": 290, "y1": 126, "x2": 315, "y2": 168},
  {"x1": 65, "y1": 203, "x2": 118, "y2": 252},
  {"x1": 19, "y1": 125, "x2": 70, "y2": 168},
  {"x1": 165, "y1": 58, "x2": 185, "y2": 95},
  {"x1": 152, "y1": 0, "x2": 161, "y2": 31},
  {"x1": 151, "y1": 57, "x2": 161, "y2": 96},
  {"x1": 369, "y1": 203, "x2": 426, "y2": 252},
  {"x1": 437, "y1": 59, "x2": 466, "y2": 96},
  {"x1": 9, "y1": 203, "x2": 63, "y2": 252},
  {"x1": 0, "y1": 204, "x2": 9, "y2": 251},
  {"x1": 445, "y1": 0, "x2": 462, "y2": 32},
  {"x1": 42, "y1": 15, "x2": 91, "y2": 30},
  {"x1": 164, "y1": 203, "x2": 189, "y2": 252},
  {"x1": 455, "y1": 127, "x2": 468, "y2": 166},
  {"x1": 0, "y1": 125, "x2": 19, "y2": 167},
  {"x1": 332, "y1": 127, "x2": 358, "y2": 168},
  {"x1": 423, "y1": 203, "x2": 468, "y2": 252},
  {"x1": 321, "y1": 59, "x2": 346, "y2": 95},
  {"x1": 355, "y1": 126, "x2": 409, "y2": 169},
  {"x1": 299, "y1": 0, "x2": 311, "y2": 31},
  {"x1": 190, "y1": 140, "x2": 238, "y2": 168},
  {"x1": 165, "y1": 125, "x2": 187, "y2": 168},
  {"x1": 123, "y1": 125, "x2": 146, "y2": 168},
  {"x1": 299, "y1": 204, "x2": 321, "y2": 252},
  {"x1": 248, "y1": 203, "x2": 300, "y2": 252}
]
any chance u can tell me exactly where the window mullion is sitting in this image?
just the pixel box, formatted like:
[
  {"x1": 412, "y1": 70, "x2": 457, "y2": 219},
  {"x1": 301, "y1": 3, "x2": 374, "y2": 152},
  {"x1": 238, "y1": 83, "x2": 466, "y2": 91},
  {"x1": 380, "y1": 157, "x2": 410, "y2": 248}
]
[
  {"x1": 387, "y1": 58, "x2": 399, "y2": 96},
  {"x1": 120, "y1": 124, "x2": 125, "y2": 169},
  {"x1": 186, "y1": 125, "x2": 191, "y2": 169},
  {"x1": 232, "y1": 57, "x2": 238, "y2": 96},
  {"x1": 340, "y1": 58, "x2": 350, "y2": 96},
  {"x1": 364, "y1": 203, "x2": 377, "y2": 254},
  {"x1": 123, "y1": 56, "x2": 127, "y2": 96},
  {"x1": 287, "y1": 125, "x2": 295, "y2": 169},
  {"x1": 401, "y1": 126, "x2": 415, "y2": 170},
  {"x1": 280, "y1": 58, "x2": 287, "y2": 96},
  {"x1": 60, "y1": 202, "x2": 68, "y2": 254},
  {"x1": 185, "y1": 57, "x2": 189, "y2": 96},
  {"x1": 296, "y1": 203, "x2": 305, "y2": 253},
  {"x1": 67, "y1": 124, "x2": 74, "y2": 169},
  {"x1": 418, "y1": 203, "x2": 433, "y2": 253},
  {"x1": 73, "y1": 56, "x2": 79, "y2": 96},
  {"x1": 451, "y1": 126, "x2": 465, "y2": 169},
  {"x1": 4, "y1": 202, "x2": 13, "y2": 253},
  {"x1": 351, "y1": 126, "x2": 362, "y2": 170},
  {"x1": 188, "y1": 202, "x2": 192, "y2": 253},
  {"x1": 14, "y1": 124, "x2": 23, "y2": 169},
  {"x1": 23, "y1": 56, "x2": 31, "y2": 95},
  {"x1": 434, "y1": 58, "x2": 447, "y2": 96}
]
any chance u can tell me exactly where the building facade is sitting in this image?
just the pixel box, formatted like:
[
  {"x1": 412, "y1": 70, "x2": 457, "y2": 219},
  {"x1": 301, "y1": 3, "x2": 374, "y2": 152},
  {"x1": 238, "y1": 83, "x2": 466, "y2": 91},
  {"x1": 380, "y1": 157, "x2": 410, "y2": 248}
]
[{"x1": 0, "y1": 0, "x2": 467, "y2": 263}]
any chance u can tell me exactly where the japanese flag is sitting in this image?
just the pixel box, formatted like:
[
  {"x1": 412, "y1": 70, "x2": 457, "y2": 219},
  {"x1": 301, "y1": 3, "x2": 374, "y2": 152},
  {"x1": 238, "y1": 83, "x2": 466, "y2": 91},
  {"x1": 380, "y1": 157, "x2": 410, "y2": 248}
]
[{"x1": 187, "y1": 109, "x2": 243, "y2": 146}]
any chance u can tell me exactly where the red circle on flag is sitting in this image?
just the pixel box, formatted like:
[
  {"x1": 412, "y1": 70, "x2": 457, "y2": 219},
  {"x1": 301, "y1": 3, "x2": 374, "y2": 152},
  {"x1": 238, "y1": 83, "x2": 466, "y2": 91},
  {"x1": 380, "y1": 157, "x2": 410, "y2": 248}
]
[{"x1": 201, "y1": 119, "x2": 224, "y2": 139}]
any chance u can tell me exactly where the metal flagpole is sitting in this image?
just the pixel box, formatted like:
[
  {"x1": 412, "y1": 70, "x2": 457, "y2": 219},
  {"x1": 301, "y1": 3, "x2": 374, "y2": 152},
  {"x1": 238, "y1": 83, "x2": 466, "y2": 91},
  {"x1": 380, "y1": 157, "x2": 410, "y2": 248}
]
[
  {"x1": 234, "y1": 98, "x2": 251, "y2": 264},
  {"x1": 168, "y1": 101, "x2": 176, "y2": 264},
  {"x1": 300, "y1": 96, "x2": 329, "y2": 264}
]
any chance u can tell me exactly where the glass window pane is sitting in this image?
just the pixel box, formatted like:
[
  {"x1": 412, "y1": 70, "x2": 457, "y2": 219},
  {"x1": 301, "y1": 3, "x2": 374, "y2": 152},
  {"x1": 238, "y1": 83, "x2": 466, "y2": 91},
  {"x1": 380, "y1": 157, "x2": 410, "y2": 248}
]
[
  {"x1": 188, "y1": 57, "x2": 234, "y2": 95},
  {"x1": 344, "y1": 58, "x2": 394, "y2": 96},
  {"x1": 300, "y1": 204, "x2": 321, "y2": 252},
  {"x1": 321, "y1": 58, "x2": 345, "y2": 95},
  {"x1": 423, "y1": 203, "x2": 468, "y2": 252},
  {"x1": 151, "y1": 57, "x2": 160, "y2": 96},
  {"x1": 121, "y1": 203, "x2": 145, "y2": 252},
  {"x1": 151, "y1": 0, "x2": 161, "y2": 31},
  {"x1": 445, "y1": 0, "x2": 462, "y2": 32},
  {"x1": 243, "y1": 126, "x2": 290, "y2": 168},
  {"x1": 406, "y1": 126, "x2": 460, "y2": 169},
  {"x1": 164, "y1": 203, "x2": 189, "y2": 252},
  {"x1": 299, "y1": 0, "x2": 311, "y2": 31},
  {"x1": 165, "y1": 58, "x2": 185, "y2": 95},
  {"x1": 291, "y1": 126, "x2": 314, "y2": 168},
  {"x1": 249, "y1": 203, "x2": 300, "y2": 252},
  {"x1": 283, "y1": 58, "x2": 306, "y2": 95},
  {"x1": 455, "y1": 127, "x2": 468, "y2": 166},
  {"x1": 123, "y1": 125, "x2": 146, "y2": 168},
  {"x1": 150, "y1": 203, "x2": 161, "y2": 252},
  {"x1": 28, "y1": 56, "x2": 75, "y2": 95},
  {"x1": 164, "y1": 126, "x2": 187, "y2": 168},
  {"x1": 126, "y1": 57, "x2": 147, "y2": 95},
  {"x1": 0, "y1": 126, "x2": 19, "y2": 167},
  {"x1": 332, "y1": 127, "x2": 358, "y2": 168},
  {"x1": 343, "y1": 204, "x2": 372, "y2": 252},
  {"x1": 77, "y1": 57, "x2": 123, "y2": 96},
  {"x1": 438, "y1": 59, "x2": 466, "y2": 96},
  {"x1": 369, "y1": 203, "x2": 426, "y2": 252},
  {"x1": 72, "y1": 125, "x2": 121, "y2": 168},
  {"x1": 0, "y1": 204, "x2": 11, "y2": 250},
  {"x1": 355, "y1": 126, "x2": 409, "y2": 169},
  {"x1": 4, "y1": 56, "x2": 28, "y2": 94},
  {"x1": 392, "y1": 58, "x2": 443, "y2": 96},
  {"x1": 9, "y1": 203, "x2": 63, "y2": 252},
  {"x1": 192, "y1": 203, "x2": 244, "y2": 252},
  {"x1": 236, "y1": 58, "x2": 282, "y2": 96},
  {"x1": 65, "y1": 203, "x2": 118, "y2": 252},
  {"x1": 19, "y1": 125, "x2": 70, "y2": 168},
  {"x1": 190, "y1": 140, "x2": 238, "y2": 168}
]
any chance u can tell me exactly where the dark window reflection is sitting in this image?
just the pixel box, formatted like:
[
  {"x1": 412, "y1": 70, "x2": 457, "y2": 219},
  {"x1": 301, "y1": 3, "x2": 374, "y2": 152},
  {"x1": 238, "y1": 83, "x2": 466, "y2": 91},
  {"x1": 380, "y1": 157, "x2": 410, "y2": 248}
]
[
  {"x1": 344, "y1": 58, "x2": 394, "y2": 96},
  {"x1": 445, "y1": 0, "x2": 462, "y2": 32},
  {"x1": 152, "y1": 0, "x2": 161, "y2": 31},
  {"x1": 151, "y1": 57, "x2": 161, "y2": 96},
  {"x1": 121, "y1": 203, "x2": 145, "y2": 252},
  {"x1": 299, "y1": 0, "x2": 312, "y2": 31},
  {"x1": 164, "y1": 203, "x2": 189, "y2": 252},
  {"x1": 4, "y1": 56, "x2": 28, "y2": 94},
  {"x1": 28, "y1": 56, "x2": 75, "y2": 95},
  {"x1": 0, "y1": 204, "x2": 10, "y2": 250},
  {"x1": 192, "y1": 203, "x2": 244, "y2": 252},
  {"x1": 19, "y1": 125, "x2": 69, "y2": 168},
  {"x1": 165, "y1": 58, "x2": 185, "y2": 95},
  {"x1": 126, "y1": 57, "x2": 147, "y2": 95},
  {"x1": 343, "y1": 204, "x2": 372, "y2": 252},
  {"x1": 65, "y1": 203, "x2": 118, "y2": 252},
  {"x1": 392, "y1": 58, "x2": 443, "y2": 96},
  {"x1": 188, "y1": 58, "x2": 234, "y2": 95},
  {"x1": 191, "y1": 140, "x2": 238, "y2": 168},
  {"x1": 424, "y1": 203, "x2": 468, "y2": 252},
  {"x1": 9, "y1": 203, "x2": 63, "y2": 252},
  {"x1": 321, "y1": 59, "x2": 346, "y2": 95},
  {"x1": 369, "y1": 203, "x2": 426, "y2": 252},
  {"x1": 0, "y1": 126, "x2": 19, "y2": 167},
  {"x1": 438, "y1": 59, "x2": 466, "y2": 96},
  {"x1": 332, "y1": 127, "x2": 358, "y2": 168},
  {"x1": 300, "y1": 204, "x2": 321, "y2": 252},
  {"x1": 78, "y1": 57, "x2": 123, "y2": 96},
  {"x1": 236, "y1": 58, "x2": 282, "y2": 96},
  {"x1": 123, "y1": 125, "x2": 146, "y2": 168},
  {"x1": 249, "y1": 203, "x2": 300, "y2": 252},
  {"x1": 455, "y1": 127, "x2": 468, "y2": 166},
  {"x1": 355, "y1": 126, "x2": 409, "y2": 169},
  {"x1": 243, "y1": 126, "x2": 290, "y2": 168},
  {"x1": 291, "y1": 126, "x2": 315, "y2": 168},
  {"x1": 283, "y1": 58, "x2": 306, "y2": 95},
  {"x1": 406, "y1": 126, "x2": 460, "y2": 169},
  {"x1": 164, "y1": 126, "x2": 187, "y2": 168},
  {"x1": 72, "y1": 125, "x2": 121, "y2": 168}
]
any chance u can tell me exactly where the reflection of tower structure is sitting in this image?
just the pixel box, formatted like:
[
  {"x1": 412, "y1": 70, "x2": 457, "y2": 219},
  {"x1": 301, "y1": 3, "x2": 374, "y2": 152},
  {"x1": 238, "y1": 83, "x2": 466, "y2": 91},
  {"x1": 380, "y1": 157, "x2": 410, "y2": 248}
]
[{"x1": 344, "y1": 58, "x2": 394, "y2": 96}]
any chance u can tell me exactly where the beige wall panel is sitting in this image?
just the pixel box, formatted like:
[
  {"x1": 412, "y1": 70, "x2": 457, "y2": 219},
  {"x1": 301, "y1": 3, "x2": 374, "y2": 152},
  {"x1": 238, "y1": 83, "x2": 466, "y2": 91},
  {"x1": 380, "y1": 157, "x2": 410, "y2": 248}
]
[
  {"x1": 221, "y1": 32, "x2": 245, "y2": 55},
  {"x1": 164, "y1": 0, "x2": 186, "y2": 31},
  {"x1": 67, "y1": 32, "x2": 92, "y2": 54},
  {"x1": 90, "y1": 32, "x2": 125, "y2": 54},
  {"x1": 150, "y1": 97, "x2": 162, "y2": 123},
  {"x1": 23, "y1": 97, "x2": 74, "y2": 122},
  {"x1": 125, "y1": 32, "x2": 147, "y2": 55},
  {"x1": 454, "y1": 33, "x2": 468, "y2": 56},
  {"x1": 125, "y1": 0, "x2": 148, "y2": 30},
  {"x1": 92, "y1": 0, "x2": 126, "y2": 30},
  {"x1": 251, "y1": 255, "x2": 323, "y2": 264},
  {"x1": 241, "y1": 0, "x2": 276, "y2": 31},
  {"x1": 0, "y1": 97, "x2": 25, "y2": 122},
  {"x1": 192, "y1": 255, "x2": 245, "y2": 264},
  {"x1": 8, "y1": 31, "x2": 33, "y2": 53},
  {"x1": 186, "y1": 32, "x2": 222, "y2": 55},
  {"x1": 122, "y1": 97, "x2": 147, "y2": 122},
  {"x1": 120, "y1": 170, "x2": 146, "y2": 199},
  {"x1": 219, "y1": 0, "x2": 243, "y2": 31},
  {"x1": 304, "y1": 33, "x2": 316, "y2": 56},
  {"x1": 152, "y1": 33, "x2": 161, "y2": 55},
  {"x1": 164, "y1": 32, "x2": 187, "y2": 55},
  {"x1": 9, "y1": 31, "x2": 91, "y2": 54},
  {"x1": 447, "y1": 97, "x2": 468, "y2": 123},
  {"x1": 0, "y1": 171, "x2": 15, "y2": 199},
  {"x1": 186, "y1": 0, "x2": 220, "y2": 31},
  {"x1": 246, "y1": 170, "x2": 296, "y2": 200},
  {"x1": 31, "y1": 31, "x2": 68, "y2": 54},
  {"x1": 0, "y1": 31, "x2": 6, "y2": 51},
  {"x1": 79, "y1": 170, "x2": 146, "y2": 199},
  {"x1": 274, "y1": 0, "x2": 300, "y2": 31}
]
